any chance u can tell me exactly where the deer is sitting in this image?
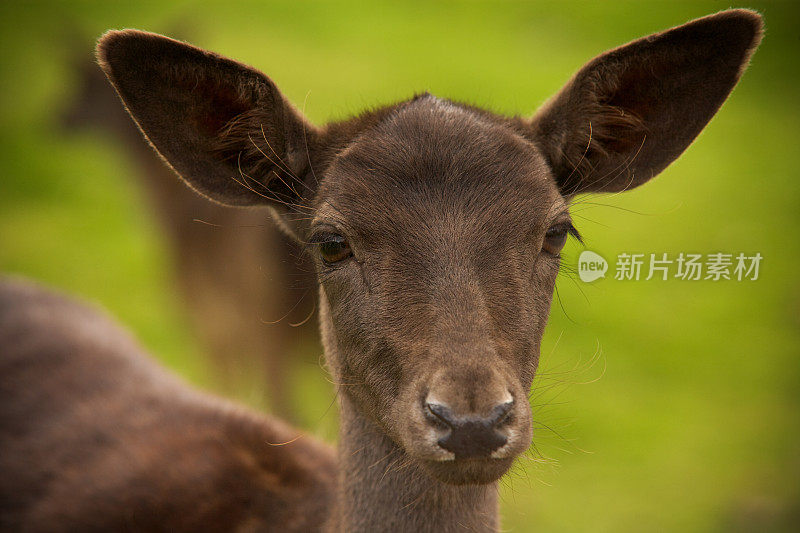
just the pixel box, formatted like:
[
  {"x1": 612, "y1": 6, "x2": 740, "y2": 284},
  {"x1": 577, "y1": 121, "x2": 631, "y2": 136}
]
[
  {"x1": 0, "y1": 278, "x2": 336, "y2": 531},
  {"x1": 59, "y1": 40, "x2": 317, "y2": 420},
  {"x1": 0, "y1": 9, "x2": 761, "y2": 532}
]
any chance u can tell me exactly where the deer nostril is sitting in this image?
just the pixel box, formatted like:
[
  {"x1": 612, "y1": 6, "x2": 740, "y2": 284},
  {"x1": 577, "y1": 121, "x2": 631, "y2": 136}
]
[
  {"x1": 424, "y1": 400, "x2": 514, "y2": 459},
  {"x1": 489, "y1": 401, "x2": 514, "y2": 426},
  {"x1": 425, "y1": 402, "x2": 455, "y2": 429}
]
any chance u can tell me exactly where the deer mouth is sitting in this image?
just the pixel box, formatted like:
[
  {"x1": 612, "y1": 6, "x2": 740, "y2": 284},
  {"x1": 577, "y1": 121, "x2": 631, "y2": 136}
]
[
  {"x1": 419, "y1": 455, "x2": 517, "y2": 485},
  {"x1": 408, "y1": 426, "x2": 527, "y2": 485}
]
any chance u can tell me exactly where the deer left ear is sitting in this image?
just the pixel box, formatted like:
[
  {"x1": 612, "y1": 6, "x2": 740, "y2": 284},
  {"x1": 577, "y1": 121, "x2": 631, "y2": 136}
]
[
  {"x1": 97, "y1": 29, "x2": 319, "y2": 209},
  {"x1": 529, "y1": 9, "x2": 763, "y2": 195}
]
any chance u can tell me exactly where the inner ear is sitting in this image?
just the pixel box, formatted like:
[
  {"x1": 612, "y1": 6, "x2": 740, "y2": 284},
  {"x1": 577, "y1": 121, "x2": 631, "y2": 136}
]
[{"x1": 191, "y1": 78, "x2": 252, "y2": 138}]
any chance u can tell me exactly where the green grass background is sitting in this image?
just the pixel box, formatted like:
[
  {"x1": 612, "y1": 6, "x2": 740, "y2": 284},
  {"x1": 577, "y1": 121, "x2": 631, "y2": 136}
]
[{"x1": 1, "y1": 1, "x2": 799, "y2": 531}]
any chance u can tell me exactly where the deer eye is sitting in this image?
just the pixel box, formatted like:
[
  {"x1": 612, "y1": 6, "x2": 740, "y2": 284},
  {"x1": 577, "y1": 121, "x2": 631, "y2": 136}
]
[
  {"x1": 542, "y1": 224, "x2": 571, "y2": 255},
  {"x1": 316, "y1": 234, "x2": 353, "y2": 264}
]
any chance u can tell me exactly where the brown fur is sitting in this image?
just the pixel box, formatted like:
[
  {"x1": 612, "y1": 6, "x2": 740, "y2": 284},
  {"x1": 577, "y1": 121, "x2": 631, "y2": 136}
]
[
  {"x1": 0, "y1": 9, "x2": 762, "y2": 532},
  {"x1": 60, "y1": 49, "x2": 317, "y2": 419},
  {"x1": 0, "y1": 278, "x2": 335, "y2": 531}
]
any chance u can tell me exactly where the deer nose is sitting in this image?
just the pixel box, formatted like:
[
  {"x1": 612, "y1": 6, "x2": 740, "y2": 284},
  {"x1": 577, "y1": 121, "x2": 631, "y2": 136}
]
[{"x1": 425, "y1": 400, "x2": 513, "y2": 459}]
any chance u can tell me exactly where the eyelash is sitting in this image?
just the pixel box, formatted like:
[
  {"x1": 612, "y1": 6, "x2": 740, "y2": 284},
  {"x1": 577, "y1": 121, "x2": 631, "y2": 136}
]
[
  {"x1": 306, "y1": 231, "x2": 339, "y2": 246},
  {"x1": 552, "y1": 222, "x2": 581, "y2": 242}
]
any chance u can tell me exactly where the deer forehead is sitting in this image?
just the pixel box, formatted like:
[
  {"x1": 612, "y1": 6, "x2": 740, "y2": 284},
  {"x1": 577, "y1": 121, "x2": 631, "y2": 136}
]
[{"x1": 314, "y1": 96, "x2": 566, "y2": 243}]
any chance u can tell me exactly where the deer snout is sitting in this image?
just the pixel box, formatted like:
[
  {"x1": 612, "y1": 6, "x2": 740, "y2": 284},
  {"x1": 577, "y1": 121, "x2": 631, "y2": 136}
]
[
  {"x1": 400, "y1": 365, "x2": 531, "y2": 468},
  {"x1": 425, "y1": 400, "x2": 513, "y2": 459}
]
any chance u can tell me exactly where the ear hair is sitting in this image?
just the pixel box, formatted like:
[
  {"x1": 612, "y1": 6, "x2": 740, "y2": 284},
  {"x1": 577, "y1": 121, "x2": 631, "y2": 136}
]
[{"x1": 529, "y1": 9, "x2": 763, "y2": 195}]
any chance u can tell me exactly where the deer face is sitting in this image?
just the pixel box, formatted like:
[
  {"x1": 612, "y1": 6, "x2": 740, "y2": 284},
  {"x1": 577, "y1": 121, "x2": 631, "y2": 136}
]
[
  {"x1": 97, "y1": 9, "x2": 761, "y2": 485},
  {"x1": 313, "y1": 97, "x2": 567, "y2": 483}
]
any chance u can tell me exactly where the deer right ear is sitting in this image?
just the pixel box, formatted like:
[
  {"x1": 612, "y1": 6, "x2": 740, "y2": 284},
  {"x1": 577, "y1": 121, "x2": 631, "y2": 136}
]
[
  {"x1": 96, "y1": 30, "x2": 319, "y2": 208},
  {"x1": 529, "y1": 9, "x2": 763, "y2": 195}
]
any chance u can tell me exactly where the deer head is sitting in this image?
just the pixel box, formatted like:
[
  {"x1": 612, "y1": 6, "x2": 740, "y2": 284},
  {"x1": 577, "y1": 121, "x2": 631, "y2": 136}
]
[{"x1": 97, "y1": 10, "x2": 761, "y2": 487}]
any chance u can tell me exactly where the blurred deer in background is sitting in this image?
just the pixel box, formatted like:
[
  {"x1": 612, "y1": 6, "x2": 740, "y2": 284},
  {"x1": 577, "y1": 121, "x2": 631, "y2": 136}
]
[
  {"x1": 59, "y1": 37, "x2": 317, "y2": 420},
  {"x1": 0, "y1": 278, "x2": 336, "y2": 531}
]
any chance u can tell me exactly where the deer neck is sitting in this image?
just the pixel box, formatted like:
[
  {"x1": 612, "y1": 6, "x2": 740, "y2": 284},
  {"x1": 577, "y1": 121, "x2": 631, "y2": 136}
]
[{"x1": 328, "y1": 394, "x2": 499, "y2": 532}]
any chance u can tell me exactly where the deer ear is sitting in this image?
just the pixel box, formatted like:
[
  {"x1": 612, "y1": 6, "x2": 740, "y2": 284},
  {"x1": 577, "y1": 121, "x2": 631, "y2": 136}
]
[
  {"x1": 96, "y1": 29, "x2": 318, "y2": 207},
  {"x1": 529, "y1": 9, "x2": 763, "y2": 195}
]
